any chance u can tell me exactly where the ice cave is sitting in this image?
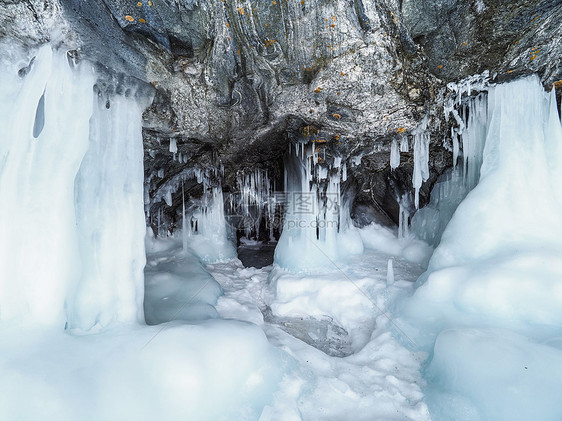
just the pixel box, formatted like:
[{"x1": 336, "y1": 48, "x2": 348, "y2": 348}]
[{"x1": 1, "y1": 1, "x2": 561, "y2": 420}]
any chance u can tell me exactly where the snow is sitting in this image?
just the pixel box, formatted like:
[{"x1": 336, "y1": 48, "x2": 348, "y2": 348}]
[
  {"x1": 211, "y1": 247, "x2": 431, "y2": 420},
  {"x1": 0, "y1": 321, "x2": 286, "y2": 421}
]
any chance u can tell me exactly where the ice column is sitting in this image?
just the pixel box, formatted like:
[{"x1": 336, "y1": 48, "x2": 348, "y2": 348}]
[
  {"x1": 0, "y1": 45, "x2": 148, "y2": 329},
  {"x1": 0, "y1": 47, "x2": 93, "y2": 324},
  {"x1": 69, "y1": 91, "x2": 148, "y2": 329}
]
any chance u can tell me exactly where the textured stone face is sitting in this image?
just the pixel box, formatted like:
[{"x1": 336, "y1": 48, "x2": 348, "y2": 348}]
[
  {"x1": 2, "y1": 0, "x2": 561, "y2": 228},
  {"x1": 401, "y1": 0, "x2": 562, "y2": 86}
]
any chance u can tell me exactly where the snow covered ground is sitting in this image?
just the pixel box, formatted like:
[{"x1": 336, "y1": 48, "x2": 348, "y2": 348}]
[{"x1": 144, "y1": 229, "x2": 432, "y2": 421}]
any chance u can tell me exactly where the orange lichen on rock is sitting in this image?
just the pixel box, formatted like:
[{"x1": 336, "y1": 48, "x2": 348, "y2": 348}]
[
  {"x1": 314, "y1": 87, "x2": 323, "y2": 93},
  {"x1": 238, "y1": 7, "x2": 245, "y2": 15},
  {"x1": 332, "y1": 113, "x2": 342, "y2": 119},
  {"x1": 125, "y1": 15, "x2": 134, "y2": 22},
  {"x1": 530, "y1": 50, "x2": 540, "y2": 61},
  {"x1": 300, "y1": 125, "x2": 318, "y2": 138},
  {"x1": 437, "y1": 64, "x2": 443, "y2": 69},
  {"x1": 397, "y1": 127, "x2": 406, "y2": 133},
  {"x1": 139, "y1": 18, "x2": 146, "y2": 23}
]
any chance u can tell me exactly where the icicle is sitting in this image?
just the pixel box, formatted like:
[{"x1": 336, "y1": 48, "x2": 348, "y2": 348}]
[
  {"x1": 390, "y1": 139, "x2": 400, "y2": 169},
  {"x1": 452, "y1": 127, "x2": 459, "y2": 167},
  {"x1": 400, "y1": 136, "x2": 409, "y2": 152},
  {"x1": 169, "y1": 138, "x2": 177, "y2": 154},
  {"x1": 182, "y1": 182, "x2": 187, "y2": 253},
  {"x1": 386, "y1": 259, "x2": 395, "y2": 286},
  {"x1": 274, "y1": 142, "x2": 363, "y2": 271},
  {"x1": 412, "y1": 117, "x2": 430, "y2": 209},
  {"x1": 164, "y1": 191, "x2": 172, "y2": 206},
  {"x1": 398, "y1": 199, "x2": 410, "y2": 239}
]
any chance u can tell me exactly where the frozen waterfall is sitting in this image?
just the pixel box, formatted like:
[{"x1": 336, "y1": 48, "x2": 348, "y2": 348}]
[{"x1": 0, "y1": 45, "x2": 147, "y2": 329}]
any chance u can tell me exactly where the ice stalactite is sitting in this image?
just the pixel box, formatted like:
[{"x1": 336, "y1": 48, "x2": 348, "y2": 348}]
[
  {"x1": 411, "y1": 92, "x2": 488, "y2": 246},
  {"x1": 274, "y1": 143, "x2": 363, "y2": 271},
  {"x1": 412, "y1": 117, "x2": 431, "y2": 209},
  {"x1": 398, "y1": 196, "x2": 410, "y2": 240},
  {"x1": 390, "y1": 138, "x2": 400, "y2": 170},
  {"x1": 0, "y1": 46, "x2": 93, "y2": 324},
  {"x1": 0, "y1": 45, "x2": 148, "y2": 329}
]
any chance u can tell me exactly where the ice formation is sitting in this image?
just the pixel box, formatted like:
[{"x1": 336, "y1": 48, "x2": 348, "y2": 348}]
[
  {"x1": 184, "y1": 183, "x2": 236, "y2": 262},
  {"x1": 390, "y1": 138, "x2": 400, "y2": 169},
  {"x1": 274, "y1": 143, "x2": 363, "y2": 271},
  {"x1": 0, "y1": 45, "x2": 146, "y2": 329},
  {"x1": 0, "y1": 43, "x2": 288, "y2": 420},
  {"x1": 226, "y1": 168, "x2": 279, "y2": 242},
  {"x1": 148, "y1": 165, "x2": 236, "y2": 262},
  {"x1": 404, "y1": 76, "x2": 562, "y2": 420},
  {"x1": 411, "y1": 92, "x2": 488, "y2": 246},
  {"x1": 412, "y1": 117, "x2": 431, "y2": 209}
]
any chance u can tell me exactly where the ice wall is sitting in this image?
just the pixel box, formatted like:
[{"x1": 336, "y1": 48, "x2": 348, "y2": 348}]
[
  {"x1": 404, "y1": 76, "x2": 562, "y2": 420},
  {"x1": 274, "y1": 143, "x2": 363, "y2": 271},
  {"x1": 0, "y1": 45, "x2": 147, "y2": 329}
]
